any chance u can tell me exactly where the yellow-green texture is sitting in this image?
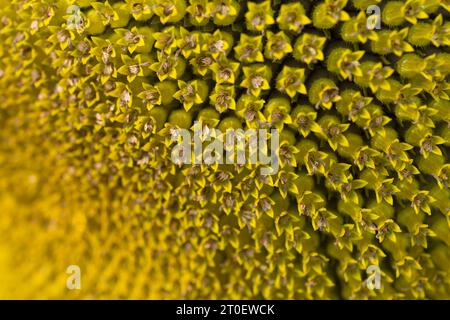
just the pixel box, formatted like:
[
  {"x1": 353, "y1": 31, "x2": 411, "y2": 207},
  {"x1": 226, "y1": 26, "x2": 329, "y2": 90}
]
[{"x1": 0, "y1": 0, "x2": 449, "y2": 299}]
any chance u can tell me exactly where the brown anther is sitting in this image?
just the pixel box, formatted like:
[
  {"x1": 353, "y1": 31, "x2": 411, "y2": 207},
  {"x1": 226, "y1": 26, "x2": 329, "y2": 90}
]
[
  {"x1": 218, "y1": 67, "x2": 232, "y2": 81},
  {"x1": 251, "y1": 76, "x2": 264, "y2": 89},
  {"x1": 328, "y1": 125, "x2": 341, "y2": 137},
  {"x1": 197, "y1": 55, "x2": 212, "y2": 67}
]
